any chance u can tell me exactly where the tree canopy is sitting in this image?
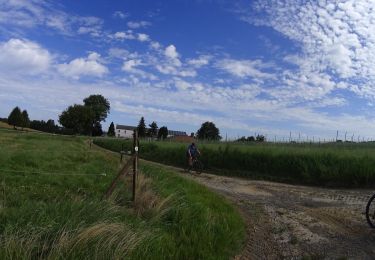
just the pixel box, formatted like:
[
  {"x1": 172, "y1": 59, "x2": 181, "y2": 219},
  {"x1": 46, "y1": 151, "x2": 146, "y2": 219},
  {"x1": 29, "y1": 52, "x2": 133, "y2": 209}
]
[
  {"x1": 21, "y1": 110, "x2": 30, "y2": 128},
  {"x1": 59, "y1": 104, "x2": 94, "y2": 135},
  {"x1": 137, "y1": 117, "x2": 146, "y2": 137},
  {"x1": 8, "y1": 107, "x2": 23, "y2": 129},
  {"x1": 148, "y1": 121, "x2": 158, "y2": 138},
  {"x1": 158, "y1": 126, "x2": 168, "y2": 140},
  {"x1": 83, "y1": 95, "x2": 110, "y2": 123},
  {"x1": 196, "y1": 121, "x2": 221, "y2": 141},
  {"x1": 107, "y1": 122, "x2": 115, "y2": 137}
]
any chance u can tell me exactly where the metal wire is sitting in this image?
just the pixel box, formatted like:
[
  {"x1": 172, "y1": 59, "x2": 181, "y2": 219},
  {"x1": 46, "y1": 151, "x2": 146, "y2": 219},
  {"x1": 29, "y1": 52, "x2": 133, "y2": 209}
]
[{"x1": 0, "y1": 168, "x2": 107, "y2": 176}]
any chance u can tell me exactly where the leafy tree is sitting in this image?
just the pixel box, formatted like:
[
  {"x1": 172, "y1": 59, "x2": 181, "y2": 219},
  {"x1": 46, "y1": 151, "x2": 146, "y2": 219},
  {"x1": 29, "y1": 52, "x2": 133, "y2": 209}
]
[
  {"x1": 137, "y1": 117, "x2": 146, "y2": 137},
  {"x1": 8, "y1": 106, "x2": 23, "y2": 129},
  {"x1": 83, "y1": 94, "x2": 110, "y2": 122},
  {"x1": 59, "y1": 104, "x2": 94, "y2": 135},
  {"x1": 247, "y1": 136, "x2": 255, "y2": 142},
  {"x1": 107, "y1": 122, "x2": 115, "y2": 137},
  {"x1": 158, "y1": 126, "x2": 168, "y2": 140},
  {"x1": 148, "y1": 121, "x2": 158, "y2": 138},
  {"x1": 21, "y1": 110, "x2": 30, "y2": 129},
  {"x1": 256, "y1": 134, "x2": 265, "y2": 142},
  {"x1": 196, "y1": 121, "x2": 221, "y2": 141},
  {"x1": 83, "y1": 94, "x2": 110, "y2": 135},
  {"x1": 190, "y1": 132, "x2": 195, "y2": 138}
]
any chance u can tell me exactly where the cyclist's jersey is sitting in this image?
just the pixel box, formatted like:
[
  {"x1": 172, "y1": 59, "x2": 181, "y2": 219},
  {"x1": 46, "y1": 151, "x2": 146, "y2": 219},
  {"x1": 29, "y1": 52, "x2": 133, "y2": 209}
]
[{"x1": 187, "y1": 145, "x2": 198, "y2": 157}]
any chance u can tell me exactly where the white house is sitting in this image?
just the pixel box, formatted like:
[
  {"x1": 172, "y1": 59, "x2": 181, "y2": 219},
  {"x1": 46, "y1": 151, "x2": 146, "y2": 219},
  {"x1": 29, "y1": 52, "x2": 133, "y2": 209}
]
[{"x1": 115, "y1": 124, "x2": 136, "y2": 138}]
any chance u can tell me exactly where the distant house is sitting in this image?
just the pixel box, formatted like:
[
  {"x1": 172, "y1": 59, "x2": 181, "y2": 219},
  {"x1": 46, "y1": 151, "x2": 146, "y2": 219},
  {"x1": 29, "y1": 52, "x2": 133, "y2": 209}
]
[
  {"x1": 115, "y1": 124, "x2": 187, "y2": 139},
  {"x1": 115, "y1": 125, "x2": 136, "y2": 138}
]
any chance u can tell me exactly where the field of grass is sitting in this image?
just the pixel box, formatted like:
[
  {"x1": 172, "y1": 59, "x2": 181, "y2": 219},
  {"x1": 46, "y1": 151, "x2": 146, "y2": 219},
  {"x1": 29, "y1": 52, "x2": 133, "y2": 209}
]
[
  {"x1": 0, "y1": 129, "x2": 245, "y2": 259},
  {"x1": 94, "y1": 137, "x2": 375, "y2": 188}
]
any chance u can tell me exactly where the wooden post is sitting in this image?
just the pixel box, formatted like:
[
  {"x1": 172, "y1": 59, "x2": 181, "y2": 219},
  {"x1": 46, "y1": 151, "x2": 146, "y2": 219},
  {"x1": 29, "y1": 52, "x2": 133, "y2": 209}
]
[{"x1": 132, "y1": 130, "x2": 138, "y2": 202}]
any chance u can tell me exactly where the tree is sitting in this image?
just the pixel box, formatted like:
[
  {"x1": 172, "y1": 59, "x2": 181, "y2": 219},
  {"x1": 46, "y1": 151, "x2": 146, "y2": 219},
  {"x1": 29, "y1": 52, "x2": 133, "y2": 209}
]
[
  {"x1": 59, "y1": 104, "x2": 94, "y2": 135},
  {"x1": 83, "y1": 94, "x2": 110, "y2": 122},
  {"x1": 8, "y1": 106, "x2": 23, "y2": 129},
  {"x1": 137, "y1": 117, "x2": 146, "y2": 137},
  {"x1": 21, "y1": 110, "x2": 30, "y2": 129},
  {"x1": 83, "y1": 94, "x2": 110, "y2": 135},
  {"x1": 190, "y1": 132, "x2": 195, "y2": 138},
  {"x1": 158, "y1": 126, "x2": 168, "y2": 140},
  {"x1": 256, "y1": 134, "x2": 265, "y2": 142},
  {"x1": 196, "y1": 121, "x2": 221, "y2": 141},
  {"x1": 148, "y1": 121, "x2": 158, "y2": 138},
  {"x1": 107, "y1": 122, "x2": 115, "y2": 137}
]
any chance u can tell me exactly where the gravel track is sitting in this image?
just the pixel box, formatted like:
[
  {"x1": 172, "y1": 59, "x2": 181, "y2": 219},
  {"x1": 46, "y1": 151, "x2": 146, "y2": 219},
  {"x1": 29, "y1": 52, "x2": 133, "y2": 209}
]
[{"x1": 182, "y1": 172, "x2": 375, "y2": 259}]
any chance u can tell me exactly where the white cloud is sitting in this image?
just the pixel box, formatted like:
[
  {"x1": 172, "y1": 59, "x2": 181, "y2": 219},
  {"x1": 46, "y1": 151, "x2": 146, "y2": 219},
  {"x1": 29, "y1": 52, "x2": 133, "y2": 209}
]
[
  {"x1": 137, "y1": 33, "x2": 150, "y2": 42},
  {"x1": 216, "y1": 59, "x2": 275, "y2": 79},
  {"x1": 187, "y1": 55, "x2": 211, "y2": 68},
  {"x1": 127, "y1": 21, "x2": 151, "y2": 29},
  {"x1": 150, "y1": 41, "x2": 161, "y2": 50},
  {"x1": 58, "y1": 52, "x2": 108, "y2": 79},
  {"x1": 113, "y1": 11, "x2": 128, "y2": 19},
  {"x1": 245, "y1": 0, "x2": 375, "y2": 99},
  {"x1": 113, "y1": 31, "x2": 135, "y2": 40},
  {"x1": 164, "y1": 45, "x2": 179, "y2": 59},
  {"x1": 0, "y1": 38, "x2": 51, "y2": 75}
]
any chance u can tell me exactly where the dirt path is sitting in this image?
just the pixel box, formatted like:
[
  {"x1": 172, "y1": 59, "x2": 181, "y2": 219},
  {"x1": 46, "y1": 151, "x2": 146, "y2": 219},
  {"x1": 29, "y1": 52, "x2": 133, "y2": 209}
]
[{"x1": 179, "y1": 172, "x2": 375, "y2": 259}]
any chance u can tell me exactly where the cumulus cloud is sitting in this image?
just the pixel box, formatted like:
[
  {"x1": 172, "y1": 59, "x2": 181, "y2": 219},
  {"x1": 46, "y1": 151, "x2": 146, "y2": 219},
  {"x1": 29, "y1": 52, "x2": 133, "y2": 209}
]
[
  {"x1": 187, "y1": 55, "x2": 211, "y2": 68},
  {"x1": 58, "y1": 52, "x2": 108, "y2": 79},
  {"x1": 164, "y1": 45, "x2": 179, "y2": 60},
  {"x1": 216, "y1": 59, "x2": 275, "y2": 79},
  {"x1": 137, "y1": 33, "x2": 150, "y2": 42},
  {"x1": 0, "y1": 0, "x2": 103, "y2": 36},
  {"x1": 113, "y1": 31, "x2": 136, "y2": 40},
  {"x1": 127, "y1": 21, "x2": 151, "y2": 29},
  {"x1": 0, "y1": 38, "x2": 51, "y2": 75},
  {"x1": 113, "y1": 11, "x2": 128, "y2": 19},
  {"x1": 244, "y1": 0, "x2": 375, "y2": 99}
]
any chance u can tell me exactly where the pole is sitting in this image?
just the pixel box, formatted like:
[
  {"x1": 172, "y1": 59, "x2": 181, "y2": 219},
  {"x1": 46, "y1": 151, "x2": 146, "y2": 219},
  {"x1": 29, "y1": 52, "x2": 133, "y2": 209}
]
[{"x1": 132, "y1": 130, "x2": 138, "y2": 202}]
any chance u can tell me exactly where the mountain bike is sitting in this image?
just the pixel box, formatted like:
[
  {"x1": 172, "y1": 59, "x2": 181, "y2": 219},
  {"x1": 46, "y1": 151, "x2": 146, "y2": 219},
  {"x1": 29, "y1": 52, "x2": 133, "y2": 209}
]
[
  {"x1": 366, "y1": 193, "x2": 375, "y2": 228},
  {"x1": 186, "y1": 155, "x2": 203, "y2": 174}
]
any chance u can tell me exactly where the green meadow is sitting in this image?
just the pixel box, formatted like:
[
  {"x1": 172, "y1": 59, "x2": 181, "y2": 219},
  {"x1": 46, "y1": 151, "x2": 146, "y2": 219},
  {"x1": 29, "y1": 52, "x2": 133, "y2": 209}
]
[{"x1": 0, "y1": 129, "x2": 244, "y2": 259}]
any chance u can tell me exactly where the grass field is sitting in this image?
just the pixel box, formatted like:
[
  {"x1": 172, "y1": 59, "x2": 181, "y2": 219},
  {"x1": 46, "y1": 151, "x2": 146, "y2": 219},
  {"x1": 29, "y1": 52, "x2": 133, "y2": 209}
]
[
  {"x1": 0, "y1": 130, "x2": 245, "y2": 259},
  {"x1": 94, "y1": 137, "x2": 375, "y2": 188}
]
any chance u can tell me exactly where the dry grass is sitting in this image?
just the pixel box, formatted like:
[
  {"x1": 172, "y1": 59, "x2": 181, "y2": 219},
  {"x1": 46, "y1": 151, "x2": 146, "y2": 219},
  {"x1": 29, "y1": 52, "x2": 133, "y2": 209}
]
[{"x1": 133, "y1": 172, "x2": 175, "y2": 221}]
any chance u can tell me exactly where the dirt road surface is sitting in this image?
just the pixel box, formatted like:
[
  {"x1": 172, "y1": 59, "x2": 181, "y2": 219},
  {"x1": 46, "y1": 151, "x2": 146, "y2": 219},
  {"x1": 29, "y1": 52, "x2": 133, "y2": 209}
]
[{"x1": 183, "y1": 172, "x2": 375, "y2": 259}]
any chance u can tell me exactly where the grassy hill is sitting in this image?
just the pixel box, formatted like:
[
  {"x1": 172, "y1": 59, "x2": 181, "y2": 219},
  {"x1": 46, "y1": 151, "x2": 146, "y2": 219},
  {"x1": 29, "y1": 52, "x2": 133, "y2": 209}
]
[
  {"x1": 0, "y1": 131, "x2": 244, "y2": 259},
  {"x1": 0, "y1": 121, "x2": 38, "y2": 132}
]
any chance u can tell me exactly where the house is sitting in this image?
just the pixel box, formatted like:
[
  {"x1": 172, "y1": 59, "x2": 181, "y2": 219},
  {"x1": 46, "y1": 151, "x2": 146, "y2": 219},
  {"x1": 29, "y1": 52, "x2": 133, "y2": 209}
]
[
  {"x1": 115, "y1": 124, "x2": 187, "y2": 138},
  {"x1": 115, "y1": 125, "x2": 136, "y2": 138}
]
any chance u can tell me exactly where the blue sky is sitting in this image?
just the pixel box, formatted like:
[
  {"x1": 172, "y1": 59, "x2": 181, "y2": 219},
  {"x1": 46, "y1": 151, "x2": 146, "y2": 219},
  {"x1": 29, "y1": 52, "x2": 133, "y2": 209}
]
[{"x1": 1, "y1": 0, "x2": 375, "y2": 141}]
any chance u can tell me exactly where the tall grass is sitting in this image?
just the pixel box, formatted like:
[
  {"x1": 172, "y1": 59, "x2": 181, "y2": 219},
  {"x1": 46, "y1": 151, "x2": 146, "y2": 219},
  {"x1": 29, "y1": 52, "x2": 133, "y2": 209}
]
[
  {"x1": 94, "y1": 137, "x2": 375, "y2": 187},
  {"x1": 0, "y1": 131, "x2": 245, "y2": 259}
]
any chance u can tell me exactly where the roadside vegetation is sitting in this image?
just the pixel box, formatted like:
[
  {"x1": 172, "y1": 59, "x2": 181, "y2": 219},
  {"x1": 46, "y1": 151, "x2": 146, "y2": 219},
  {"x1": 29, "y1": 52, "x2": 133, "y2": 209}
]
[
  {"x1": 0, "y1": 129, "x2": 244, "y2": 259},
  {"x1": 94, "y1": 138, "x2": 375, "y2": 188}
]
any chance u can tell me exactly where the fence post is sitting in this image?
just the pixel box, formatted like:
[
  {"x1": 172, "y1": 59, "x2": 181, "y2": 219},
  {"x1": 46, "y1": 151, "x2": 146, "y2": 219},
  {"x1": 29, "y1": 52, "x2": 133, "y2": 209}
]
[{"x1": 132, "y1": 130, "x2": 139, "y2": 202}]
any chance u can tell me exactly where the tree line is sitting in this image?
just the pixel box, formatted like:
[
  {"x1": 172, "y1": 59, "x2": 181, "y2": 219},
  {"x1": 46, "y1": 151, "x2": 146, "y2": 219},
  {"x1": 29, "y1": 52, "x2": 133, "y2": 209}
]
[{"x1": 4, "y1": 94, "x2": 223, "y2": 141}]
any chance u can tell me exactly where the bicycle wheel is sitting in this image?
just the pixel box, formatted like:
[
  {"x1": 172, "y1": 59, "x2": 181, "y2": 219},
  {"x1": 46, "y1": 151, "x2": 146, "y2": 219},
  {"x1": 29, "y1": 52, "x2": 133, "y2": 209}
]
[
  {"x1": 193, "y1": 160, "x2": 203, "y2": 174},
  {"x1": 366, "y1": 193, "x2": 375, "y2": 228}
]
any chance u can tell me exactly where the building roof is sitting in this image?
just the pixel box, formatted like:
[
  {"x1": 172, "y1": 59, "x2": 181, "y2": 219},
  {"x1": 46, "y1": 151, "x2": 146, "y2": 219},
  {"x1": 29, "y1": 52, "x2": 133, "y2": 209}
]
[
  {"x1": 116, "y1": 124, "x2": 187, "y2": 136},
  {"x1": 168, "y1": 130, "x2": 187, "y2": 136},
  {"x1": 116, "y1": 124, "x2": 136, "y2": 130}
]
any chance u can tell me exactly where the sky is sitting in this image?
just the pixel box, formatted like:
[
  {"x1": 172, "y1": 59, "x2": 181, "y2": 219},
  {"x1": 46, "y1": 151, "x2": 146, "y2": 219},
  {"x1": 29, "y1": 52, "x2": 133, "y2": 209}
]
[{"x1": 0, "y1": 0, "x2": 375, "y2": 141}]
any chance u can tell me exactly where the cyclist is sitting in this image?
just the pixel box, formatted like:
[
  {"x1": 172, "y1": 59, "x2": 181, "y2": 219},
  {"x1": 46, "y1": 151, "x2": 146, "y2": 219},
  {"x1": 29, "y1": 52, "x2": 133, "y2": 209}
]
[{"x1": 186, "y1": 142, "x2": 200, "y2": 172}]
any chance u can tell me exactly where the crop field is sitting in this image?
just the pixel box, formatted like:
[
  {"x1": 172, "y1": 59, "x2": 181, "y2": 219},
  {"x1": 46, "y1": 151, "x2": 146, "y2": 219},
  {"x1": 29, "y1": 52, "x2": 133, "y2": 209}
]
[
  {"x1": 94, "y1": 138, "x2": 375, "y2": 188},
  {"x1": 0, "y1": 130, "x2": 244, "y2": 259}
]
